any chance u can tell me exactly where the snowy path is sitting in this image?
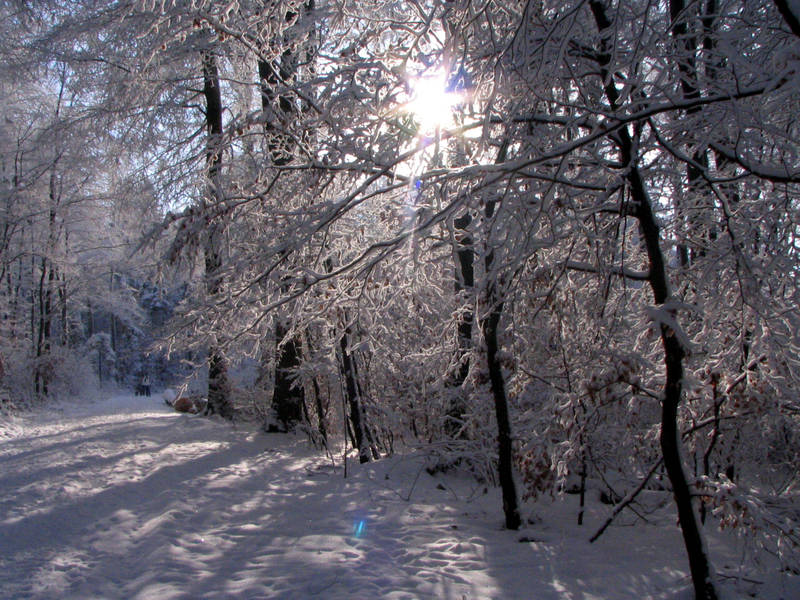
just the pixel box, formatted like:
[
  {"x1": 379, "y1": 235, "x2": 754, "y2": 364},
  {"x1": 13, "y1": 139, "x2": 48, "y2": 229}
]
[{"x1": 0, "y1": 394, "x2": 793, "y2": 599}]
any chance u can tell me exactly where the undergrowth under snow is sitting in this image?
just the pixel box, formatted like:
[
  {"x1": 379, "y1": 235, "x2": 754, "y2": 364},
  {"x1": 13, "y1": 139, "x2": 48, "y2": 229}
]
[{"x1": 0, "y1": 393, "x2": 797, "y2": 599}]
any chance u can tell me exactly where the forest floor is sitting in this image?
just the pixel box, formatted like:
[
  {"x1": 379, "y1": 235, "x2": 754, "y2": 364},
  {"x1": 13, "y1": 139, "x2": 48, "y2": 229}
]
[{"x1": 0, "y1": 393, "x2": 796, "y2": 599}]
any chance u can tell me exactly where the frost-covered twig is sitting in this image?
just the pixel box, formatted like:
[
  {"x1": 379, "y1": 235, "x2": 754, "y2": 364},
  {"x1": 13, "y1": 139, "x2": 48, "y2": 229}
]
[{"x1": 589, "y1": 457, "x2": 664, "y2": 543}]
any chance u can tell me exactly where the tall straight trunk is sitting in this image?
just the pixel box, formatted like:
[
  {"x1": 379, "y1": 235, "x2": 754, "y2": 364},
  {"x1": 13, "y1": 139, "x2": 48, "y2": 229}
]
[
  {"x1": 45, "y1": 266, "x2": 53, "y2": 348},
  {"x1": 674, "y1": 0, "x2": 728, "y2": 524},
  {"x1": 258, "y1": 53, "x2": 296, "y2": 166},
  {"x1": 36, "y1": 216, "x2": 56, "y2": 396},
  {"x1": 257, "y1": 5, "x2": 315, "y2": 430},
  {"x1": 481, "y1": 138, "x2": 520, "y2": 531},
  {"x1": 444, "y1": 212, "x2": 474, "y2": 437},
  {"x1": 109, "y1": 271, "x2": 117, "y2": 355},
  {"x1": 481, "y1": 294, "x2": 520, "y2": 530},
  {"x1": 202, "y1": 49, "x2": 233, "y2": 420},
  {"x1": 454, "y1": 217, "x2": 474, "y2": 387},
  {"x1": 58, "y1": 270, "x2": 67, "y2": 347},
  {"x1": 34, "y1": 66, "x2": 68, "y2": 396},
  {"x1": 270, "y1": 318, "x2": 305, "y2": 430},
  {"x1": 9, "y1": 258, "x2": 21, "y2": 340},
  {"x1": 441, "y1": 11, "x2": 472, "y2": 437},
  {"x1": 36, "y1": 177, "x2": 60, "y2": 396},
  {"x1": 306, "y1": 335, "x2": 328, "y2": 447},
  {"x1": 633, "y1": 169, "x2": 717, "y2": 600},
  {"x1": 58, "y1": 212, "x2": 70, "y2": 348},
  {"x1": 325, "y1": 253, "x2": 375, "y2": 459},
  {"x1": 337, "y1": 322, "x2": 375, "y2": 463},
  {"x1": 589, "y1": 3, "x2": 717, "y2": 597},
  {"x1": 313, "y1": 378, "x2": 328, "y2": 445},
  {"x1": 87, "y1": 300, "x2": 94, "y2": 338},
  {"x1": 669, "y1": 0, "x2": 708, "y2": 268},
  {"x1": 35, "y1": 257, "x2": 49, "y2": 396}
]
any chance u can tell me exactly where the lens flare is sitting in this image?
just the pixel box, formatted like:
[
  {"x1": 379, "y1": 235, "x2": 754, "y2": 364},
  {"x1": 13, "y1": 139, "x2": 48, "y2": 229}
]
[{"x1": 353, "y1": 519, "x2": 367, "y2": 538}]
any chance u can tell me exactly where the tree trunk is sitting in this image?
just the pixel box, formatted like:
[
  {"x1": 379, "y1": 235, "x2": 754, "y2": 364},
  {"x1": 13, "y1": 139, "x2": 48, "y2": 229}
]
[
  {"x1": 588, "y1": 3, "x2": 718, "y2": 597},
  {"x1": 109, "y1": 271, "x2": 117, "y2": 356},
  {"x1": 35, "y1": 257, "x2": 49, "y2": 396},
  {"x1": 481, "y1": 140, "x2": 520, "y2": 530},
  {"x1": 668, "y1": 0, "x2": 709, "y2": 269},
  {"x1": 482, "y1": 295, "x2": 521, "y2": 530},
  {"x1": 270, "y1": 318, "x2": 305, "y2": 430},
  {"x1": 632, "y1": 136, "x2": 718, "y2": 600},
  {"x1": 633, "y1": 83, "x2": 718, "y2": 600},
  {"x1": 444, "y1": 212, "x2": 474, "y2": 437},
  {"x1": 305, "y1": 335, "x2": 329, "y2": 447},
  {"x1": 58, "y1": 269, "x2": 67, "y2": 347},
  {"x1": 201, "y1": 49, "x2": 233, "y2": 420},
  {"x1": 257, "y1": 7, "x2": 312, "y2": 429},
  {"x1": 36, "y1": 167, "x2": 62, "y2": 397},
  {"x1": 338, "y1": 320, "x2": 376, "y2": 463}
]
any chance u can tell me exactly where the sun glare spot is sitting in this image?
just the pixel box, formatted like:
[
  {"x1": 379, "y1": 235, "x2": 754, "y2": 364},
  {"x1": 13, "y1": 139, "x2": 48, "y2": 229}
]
[
  {"x1": 353, "y1": 519, "x2": 367, "y2": 538},
  {"x1": 406, "y1": 71, "x2": 461, "y2": 133}
]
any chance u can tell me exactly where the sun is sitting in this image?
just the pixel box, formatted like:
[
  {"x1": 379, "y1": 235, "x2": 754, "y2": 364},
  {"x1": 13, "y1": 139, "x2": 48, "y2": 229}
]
[{"x1": 406, "y1": 71, "x2": 461, "y2": 133}]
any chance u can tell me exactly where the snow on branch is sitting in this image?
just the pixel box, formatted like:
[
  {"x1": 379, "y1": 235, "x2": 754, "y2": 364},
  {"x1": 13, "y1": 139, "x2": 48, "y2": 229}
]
[
  {"x1": 644, "y1": 297, "x2": 699, "y2": 356},
  {"x1": 709, "y1": 142, "x2": 800, "y2": 184},
  {"x1": 564, "y1": 260, "x2": 650, "y2": 281}
]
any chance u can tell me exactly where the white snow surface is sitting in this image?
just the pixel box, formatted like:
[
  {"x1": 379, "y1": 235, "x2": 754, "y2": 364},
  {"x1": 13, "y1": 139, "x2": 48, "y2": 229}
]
[{"x1": 0, "y1": 394, "x2": 797, "y2": 599}]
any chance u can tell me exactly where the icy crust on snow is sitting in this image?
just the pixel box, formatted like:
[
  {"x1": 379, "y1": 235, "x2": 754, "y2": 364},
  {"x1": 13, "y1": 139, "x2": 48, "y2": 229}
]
[{"x1": 0, "y1": 394, "x2": 797, "y2": 599}]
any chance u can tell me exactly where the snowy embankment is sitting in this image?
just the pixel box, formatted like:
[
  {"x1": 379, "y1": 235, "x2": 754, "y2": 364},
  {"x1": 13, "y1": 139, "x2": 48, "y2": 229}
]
[{"x1": 0, "y1": 395, "x2": 796, "y2": 599}]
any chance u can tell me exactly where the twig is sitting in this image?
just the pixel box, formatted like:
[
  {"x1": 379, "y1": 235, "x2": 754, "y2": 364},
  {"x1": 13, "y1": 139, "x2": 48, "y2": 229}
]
[{"x1": 589, "y1": 457, "x2": 663, "y2": 543}]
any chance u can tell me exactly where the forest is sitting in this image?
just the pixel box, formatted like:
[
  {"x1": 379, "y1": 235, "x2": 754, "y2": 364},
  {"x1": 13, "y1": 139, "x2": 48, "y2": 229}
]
[{"x1": 1, "y1": 1, "x2": 799, "y2": 598}]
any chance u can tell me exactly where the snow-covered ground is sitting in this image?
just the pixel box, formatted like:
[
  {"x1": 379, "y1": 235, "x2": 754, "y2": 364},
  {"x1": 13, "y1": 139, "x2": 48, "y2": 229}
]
[{"x1": 0, "y1": 394, "x2": 796, "y2": 599}]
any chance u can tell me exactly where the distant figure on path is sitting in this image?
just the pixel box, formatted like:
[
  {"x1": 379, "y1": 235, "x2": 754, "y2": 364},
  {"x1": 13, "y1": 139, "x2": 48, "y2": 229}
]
[{"x1": 141, "y1": 374, "x2": 151, "y2": 397}]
